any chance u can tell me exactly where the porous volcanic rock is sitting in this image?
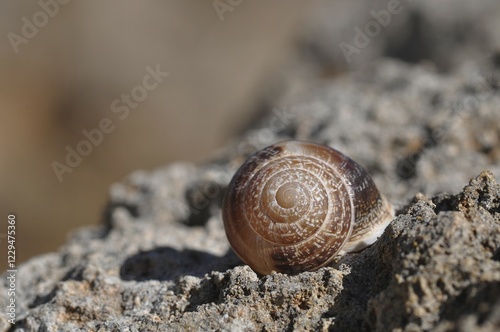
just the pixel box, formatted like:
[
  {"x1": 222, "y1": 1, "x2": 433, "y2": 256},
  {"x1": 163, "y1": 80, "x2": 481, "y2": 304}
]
[{"x1": 1, "y1": 57, "x2": 499, "y2": 332}]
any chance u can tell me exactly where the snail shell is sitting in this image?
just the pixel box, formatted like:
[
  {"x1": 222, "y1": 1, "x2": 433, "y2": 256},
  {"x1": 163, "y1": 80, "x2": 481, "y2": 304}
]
[{"x1": 222, "y1": 140, "x2": 394, "y2": 275}]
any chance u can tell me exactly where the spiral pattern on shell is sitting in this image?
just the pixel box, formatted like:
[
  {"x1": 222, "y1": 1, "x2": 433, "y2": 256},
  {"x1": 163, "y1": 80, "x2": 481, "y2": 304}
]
[{"x1": 223, "y1": 140, "x2": 394, "y2": 275}]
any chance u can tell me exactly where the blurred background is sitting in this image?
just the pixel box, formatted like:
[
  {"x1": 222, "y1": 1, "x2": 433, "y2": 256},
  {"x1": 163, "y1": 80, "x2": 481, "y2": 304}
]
[
  {"x1": 0, "y1": 1, "x2": 311, "y2": 269},
  {"x1": 1, "y1": 0, "x2": 499, "y2": 270}
]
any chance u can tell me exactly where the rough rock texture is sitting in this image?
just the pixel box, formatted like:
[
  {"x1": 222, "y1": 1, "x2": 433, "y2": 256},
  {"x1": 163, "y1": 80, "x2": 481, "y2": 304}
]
[
  {"x1": 268, "y1": 0, "x2": 500, "y2": 106},
  {"x1": 1, "y1": 59, "x2": 499, "y2": 331},
  {"x1": 2, "y1": 1, "x2": 500, "y2": 330}
]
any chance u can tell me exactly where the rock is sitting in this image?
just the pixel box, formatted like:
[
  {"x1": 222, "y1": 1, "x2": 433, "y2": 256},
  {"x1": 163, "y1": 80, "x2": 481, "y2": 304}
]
[
  {"x1": 3, "y1": 0, "x2": 500, "y2": 325},
  {"x1": 367, "y1": 171, "x2": 500, "y2": 331},
  {"x1": 300, "y1": 0, "x2": 500, "y2": 70},
  {"x1": 1, "y1": 57, "x2": 499, "y2": 331}
]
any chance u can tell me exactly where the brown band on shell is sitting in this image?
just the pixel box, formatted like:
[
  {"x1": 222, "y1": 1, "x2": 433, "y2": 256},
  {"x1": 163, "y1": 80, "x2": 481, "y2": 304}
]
[{"x1": 222, "y1": 140, "x2": 393, "y2": 275}]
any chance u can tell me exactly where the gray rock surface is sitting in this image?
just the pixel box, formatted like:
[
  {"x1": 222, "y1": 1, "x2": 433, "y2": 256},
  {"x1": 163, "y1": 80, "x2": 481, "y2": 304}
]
[
  {"x1": 1, "y1": 58, "x2": 499, "y2": 331},
  {"x1": 2, "y1": 0, "x2": 500, "y2": 329},
  {"x1": 300, "y1": 0, "x2": 500, "y2": 70}
]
